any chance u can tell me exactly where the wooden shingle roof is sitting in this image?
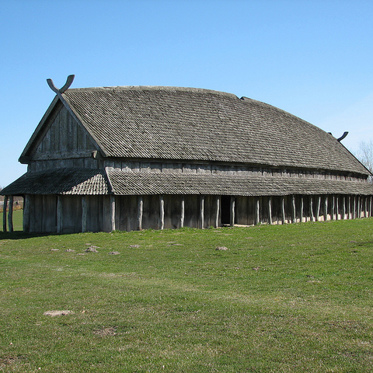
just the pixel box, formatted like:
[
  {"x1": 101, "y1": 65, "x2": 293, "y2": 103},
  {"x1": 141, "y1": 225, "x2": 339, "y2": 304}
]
[
  {"x1": 2, "y1": 169, "x2": 109, "y2": 195},
  {"x1": 61, "y1": 86, "x2": 370, "y2": 175},
  {"x1": 2, "y1": 168, "x2": 373, "y2": 196}
]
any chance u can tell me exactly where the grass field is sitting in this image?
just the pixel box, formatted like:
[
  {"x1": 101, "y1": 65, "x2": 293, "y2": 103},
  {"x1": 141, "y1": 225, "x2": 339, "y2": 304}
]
[{"x1": 0, "y1": 219, "x2": 372, "y2": 372}]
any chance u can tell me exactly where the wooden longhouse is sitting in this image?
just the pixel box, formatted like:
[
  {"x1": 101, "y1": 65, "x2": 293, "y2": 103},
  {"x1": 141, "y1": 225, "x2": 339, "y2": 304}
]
[{"x1": 2, "y1": 76, "x2": 373, "y2": 233}]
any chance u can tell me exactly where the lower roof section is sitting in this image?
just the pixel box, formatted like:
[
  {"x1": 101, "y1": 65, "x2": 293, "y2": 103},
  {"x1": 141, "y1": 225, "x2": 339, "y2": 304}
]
[
  {"x1": 1, "y1": 169, "x2": 109, "y2": 196},
  {"x1": 108, "y1": 170, "x2": 373, "y2": 196},
  {"x1": 3, "y1": 168, "x2": 372, "y2": 196}
]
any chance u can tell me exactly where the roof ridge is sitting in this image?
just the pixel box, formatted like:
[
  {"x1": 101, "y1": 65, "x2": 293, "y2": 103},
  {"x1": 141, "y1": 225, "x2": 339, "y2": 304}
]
[{"x1": 64, "y1": 85, "x2": 239, "y2": 99}]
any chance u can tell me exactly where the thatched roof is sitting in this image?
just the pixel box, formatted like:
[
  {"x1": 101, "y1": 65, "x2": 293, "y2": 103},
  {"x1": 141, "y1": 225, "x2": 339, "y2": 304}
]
[{"x1": 58, "y1": 86, "x2": 369, "y2": 175}]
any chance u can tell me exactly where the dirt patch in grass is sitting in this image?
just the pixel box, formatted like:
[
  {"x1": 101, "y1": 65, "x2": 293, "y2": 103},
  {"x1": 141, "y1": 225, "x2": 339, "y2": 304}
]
[
  {"x1": 43, "y1": 310, "x2": 74, "y2": 317},
  {"x1": 93, "y1": 327, "x2": 117, "y2": 337}
]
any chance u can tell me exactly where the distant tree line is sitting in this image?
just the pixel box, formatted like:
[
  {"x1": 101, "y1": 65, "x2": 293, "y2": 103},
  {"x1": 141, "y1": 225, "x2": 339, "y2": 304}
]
[{"x1": 356, "y1": 140, "x2": 373, "y2": 183}]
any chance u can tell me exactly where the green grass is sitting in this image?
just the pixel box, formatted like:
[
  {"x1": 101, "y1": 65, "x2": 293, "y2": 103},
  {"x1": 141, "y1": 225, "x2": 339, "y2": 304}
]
[{"x1": 0, "y1": 219, "x2": 372, "y2": 372}]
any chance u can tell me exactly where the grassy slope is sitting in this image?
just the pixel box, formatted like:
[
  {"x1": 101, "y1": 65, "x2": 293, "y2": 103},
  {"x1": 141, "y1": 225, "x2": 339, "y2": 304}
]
[{"x1": 0, "y1": 219, "x2": 372, "y2": 372}]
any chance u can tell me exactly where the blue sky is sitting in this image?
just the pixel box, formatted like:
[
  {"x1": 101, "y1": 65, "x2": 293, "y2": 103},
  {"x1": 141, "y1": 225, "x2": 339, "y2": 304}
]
[{"x1": 1, "y1": 0, "x2": 373, "y2": 187}]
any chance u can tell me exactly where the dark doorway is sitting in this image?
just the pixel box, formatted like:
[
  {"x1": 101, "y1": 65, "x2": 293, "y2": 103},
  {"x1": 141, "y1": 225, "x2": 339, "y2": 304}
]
[{"x1": 221, "y1": 195, "x2": 231, "y2": 225}]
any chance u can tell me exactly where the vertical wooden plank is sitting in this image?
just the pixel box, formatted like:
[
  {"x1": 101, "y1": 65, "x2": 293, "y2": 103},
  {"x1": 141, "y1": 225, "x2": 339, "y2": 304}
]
[
  {"x1": 335, "y1": 197, "x2": 339, "y2": 220},
  {"x1": 200, "y1": 195, "x2": 205, "y2": 229},
  {"x1": 57, "y1": 195, "x2": 63, "y2": 234},
  {"x1": 324, "y1": 196, "x2": 328, "y2": 222},
  {"x1": 369, "y1": 196, "x2": 372, "y2": 217},
  {"x1": 255, "y1": 197, "x2": 260, "y2": 225},
  {"x1": 23, "y1": 195, "x2": 30, "y2": 233},
  {"x1": 230, "y1": 196, "x2": 235, "y2": 227},
  {"x1": 2, "y1": 196, "x2": 7, "y2": 232},
  {"x1": 291, "y1": 195, "x2": 296, "y2": 224},
  {"x1": 310, "y1": 197, "x2": 315, "y2": 222},
  {"x1": 268, "y1": 197, "x2": 273, "y2": 225},
  {"x1": 8, "y1": 196, "x2": 14, "y2": 232},
  {"x1": 138, "y1": 196, "x2": 143, "y2": 230},
  {"x1": 160, "y1": 195, "x2": 165, "y2": 230},
  {"x1": 342, "y1": 196, "x2": 346, "y2": 220},
  {"x1": 110, "y1": 195, "x2": 116, "y2": 231},
  {"x1": 215, "y1": 196, "x2": 220, "y2": 228},
  {"x1": 316, "y1": 196, "x2": 321, "y2": 222},
  {"x1": 300, "y1": 196, "x2": 304, "y2": 222},
  {"x1": 332, "y1": 196, "x2": 335, "y2": 220},
  {"x1": 281, "y1": 196, "x2": 285, "y2": 224},
  {"x1": 180, "y1": 197, "x2": 185, "y2": 228},
  {"x1": 348, "y1": 196, "x2": 351, "y2": 219},
  {"x1": 358, "y1": 196, "x2": 361, "y2": 218},
  {"x1": 353, "y1": 196, "x2": 356, "y2": 219},
  {"x1": 82, "y1": 196, "x2": 87, "y2": 233},
  {"x1": 364, "y1": 196, "x2": 368, "y2": 218}
]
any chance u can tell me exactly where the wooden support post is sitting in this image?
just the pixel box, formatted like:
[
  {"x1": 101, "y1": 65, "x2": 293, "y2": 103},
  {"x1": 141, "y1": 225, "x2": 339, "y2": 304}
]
[
  {"x1": 364, "y1": 196, "x2": 368, "y2": 218},
  {"x1": 23, "y1": 195, "x2": 30, "y2": 233},
  {"x1": 268, "y1": 197, "x2": 273, "y2": 225},
  {"x1": 324, "y1": 196, "x2": 328, "y2": 222},
  {"x1": 82, "y1": 196, "x2": 87, "y2": 233},
  {"x1": 331, "y1": 196, "x2": 335, "y2": 220},
  {"x1": 300, "y1": 196, "x2": 304, "y2": 222},
  {"x1": 200, "y1": 195, "x2": 205, "y2": 229},
  {"x1": 57, "y1": 196, "x2": 63, "y2": 234},
  {"x1": 8, "y1": 196, "x2": 13, "y2": 232},
  {"x1": 348, "y1": 196, "x2": 351, "y2": 219},
  {"x1": 3, "y1": 196, "x2": 7, "y2": 232},
  {"x1": 215, "y1": 197, "x2": 220, "y2": 228},
  {"x1": 291, "y1": 195, "x2": 296, "y2": 224},
  {"x1": 255, "y1": 197, "x2": 260, "y2": 225},
  {"x1": 310, "y1": 197, "x2": 314, "y2": 222},
  {"x1": 369, "y1": 196, "x2": 372, "y2": 217},
  {"x1": 137, "y1": 196, "x2": 143, "y2": 230},
  {"x1": 281, "y1": 196, "x2": 286, "y2": 224},
  {"x1": 160, "y1": 195, "x2": 165, "y2": 230},
  {"x1": 316, "y1": 196, "x2": 321, "y2": 222},
  {"x1": 342, "y1": 196, "x2": 346, "y2": 220},
  {"x1": 110, "y1": 195, "x2": 116, "y2": 231},
  {"x1": 336, "y1": 197, "x2": 339, "y2": 220},
  {"x1": 353, "y1": 196, "x2": 356, "y2": 219},
  {"x1": 316, "y1": 196, "x2": 321, "y2": 221},
  {"x1": 230, "y1": 196, "x2": 235, "y2": 227},
  {"x1": 358, "y1": 196, "x2": 361, "y2": 218},
  {"x1": 180, "y1": 197, "x2": 185, "y2": 228}
]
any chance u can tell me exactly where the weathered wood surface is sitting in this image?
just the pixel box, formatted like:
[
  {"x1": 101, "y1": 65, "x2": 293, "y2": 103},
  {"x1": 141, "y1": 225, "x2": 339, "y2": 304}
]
[
  {"x1": 215, "y1": 197, "x2": 220, "y2": 228},
  {"x1": 57, "y1": 196, "x2": 63, "y2": 233},
  {"x1": 3, "y1": 196, "x2": 8, "y2": 232},
  {"x1": 180, "y1": 197, "x2": 185, "y2": 228},
  {"x1": 230, "y1": 197, "x2": 235, "y2": 227},
  {"x1": 82, "y1": 197, "x2": 87, "y2": 232},
  {"x1": 110, "y1": 196, "x2": 116, "y2": 231},
  {"x1": 23, "y1": 195, "x2": 30, "y2": 232},
  {"x1": 160, "y1": 195, "x2": 165, "y2": 230},
  {"x1": 138, "y1": 196, "x2": 143, "y2": 230},
  {"x1": 268, "y1": 197, "x2": 272, "y2": 225},
  {"x1": 8, "y1": 196, "x2": 13, "y2": 232},
  {"x1": 281, "y1": 197, "x2": 285, "y2": 224},
  {"x1": 255, "y1": 197, "x2": 260, "y2": 225},
  {"x1": 200, "y1": 196, "x2": 205, "y2": 229}
]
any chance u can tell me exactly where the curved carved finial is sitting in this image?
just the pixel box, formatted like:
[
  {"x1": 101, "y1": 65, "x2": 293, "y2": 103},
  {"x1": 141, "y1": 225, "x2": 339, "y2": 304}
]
[
  {"x1": 337, "y1": 131, "x2": 348, "y2": 142},
  {"x1": 47, "y1": 74, "x2": 75, "y2": 94}
]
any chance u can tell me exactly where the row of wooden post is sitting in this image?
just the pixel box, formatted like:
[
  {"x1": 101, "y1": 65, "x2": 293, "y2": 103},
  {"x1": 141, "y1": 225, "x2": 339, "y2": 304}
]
[
  {"x1": 79, "y1": 194, "x2": 373, "y2": 232},
  {"x1": 132, "y1": 194, "x2": 373, "y2": 231},
  {"x1": 5, "y1": 193, "x2": 373, "y2": 233}
]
